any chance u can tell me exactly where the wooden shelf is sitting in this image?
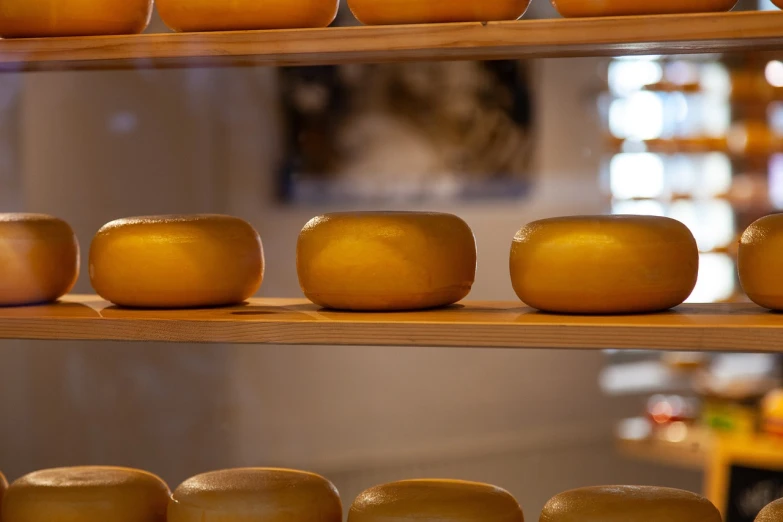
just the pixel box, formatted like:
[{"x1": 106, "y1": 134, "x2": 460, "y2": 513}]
[
  {"x1": 2, "y1": 11, "x2": 783, "y2": 71},
  {"x1": 0, "y1": 295, "x2": 781, "y2": 350}
]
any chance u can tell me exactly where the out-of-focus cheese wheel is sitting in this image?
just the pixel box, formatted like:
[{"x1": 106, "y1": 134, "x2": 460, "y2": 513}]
[
  {"x1": 2, "y1": 466, "x2": 169, "y2": 522},
  {"x1": 541, "y1": 486, "x2": 721, "y2": 522},
  {"x1": 297, "y1": 212, "x2": 476, "y2": 311},
  {"x1": 0, "y1": 0, "x2": 152, "y2": 37},
  {"x1": 550, "y1": 0, "x2": 736, "y2": 17},
  {"x1": 349, "y1": 479, "x2": 523, "y2": 522},
  {"x1": 756, "y1": 499, "x2": 783, "y2": 522},
  {"x1": 0, "y1": 213, "x2": 79, "y2": 306},
  {"x1": 156, "y1": 0, "x2": 338, "y2": 31},
  {"x1": 1, "y1": 471, "x2": 8, "y2": 516},
  {"x1": 738, "y1": 214, "x2": 783, "y2": 311},
  {"x1": 168, "y1": 468, "x2": 342, "y2": 522},
  {"x1": 510, "y1": 215, "x2": 698, "y2": 314},
  {"x1": 89, "y1": 214, "x2": 263, "y2": 309},
  {"x1": 348, "y1": 0, "x2": 530, "y2": 24}
]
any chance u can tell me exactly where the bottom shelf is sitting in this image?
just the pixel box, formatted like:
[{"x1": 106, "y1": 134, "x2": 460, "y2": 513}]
[{"x1": 0, "y1": 296, "x2": 778, "y2": 350}]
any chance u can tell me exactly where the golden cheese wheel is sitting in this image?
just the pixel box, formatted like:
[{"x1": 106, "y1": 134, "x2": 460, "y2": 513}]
[
  {"x1": 510, "y1": 215, "x2": 698, "y2": 314},
  {"x1": 297, "y1": 212, "x2": 477, "y2": 311},
  {"x1": 550, "y1": 0, "x2": 736, "y2": 16},
  {"x1": 349, "y1": 479, "x2": 523, "y2": 522},
  {"x1": 541, "y1": 486, "x2": 721, "y2": 522},
  {"x1": 348, "y1": 0, "x2": 530, "y2": 24},
  {"x1": 756, "y1": 499, "x2": 783, "y2": 522},
  {"x1": 168, "y1": 468, "x2": 342, "y2": 522},
  {"x1": 1, "y1": 471, "x2": 8, "y2": 516},
  {"x1": 89, "y1": 214, "x2": 264, "y2": 309},
  {"x1": 738, "y1": 214, "x2": 783, "y2": 311},
  {"x1": 157, "y1": 0, "x2": 338, "y2": 31},
  {"x1": 0, "y1": 213, "x2": 79, "y2": 306},
  {"x1": 2, "y1": 466, "x2": 169, "y2": 522},
  {"x1": 0, "y1": 0, "x2": 152, "y2": 37}
]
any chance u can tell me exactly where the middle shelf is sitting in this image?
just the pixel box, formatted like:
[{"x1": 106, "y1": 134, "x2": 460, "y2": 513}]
[{"x1": 0, "y1": 295, "x2": 780, "y2": 351}]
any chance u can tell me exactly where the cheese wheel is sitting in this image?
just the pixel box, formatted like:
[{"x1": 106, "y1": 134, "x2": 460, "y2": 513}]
[
  {"x1": 0, "y1": 213, "x2": 79, "y2": 306},
  {"x1": 89, "y1": 215, "x2": 264, "y2": 309},
  {"x1": 541, "y1": 486, "x2": 721, "y2": 522},
  {"x1": 0, "y1": 0, "x2": 152, "y2": 37},
  {"x1": 2, "y1": 466, "x2": 169, "y2": 522},
  {"x1": 349, "y1": 479, "x2": 523, "y2": 522},
  {"x1": 297, "y1": 212, "x2": 476, "y2": 311},
  {"x1": 550, "y1": 0, "x2": 736, "y2": 17},
  {"x1": 348, "y1": 0, "x2": 530, "y2": 24},
  {"x1": 510, "y1": 215, "x2": 698, "y2": 314},
  {"x1": 738, "y1": 215, "x2": 783, "y2": 311},
  {"x1": 1, "y1": 471, "x2": 8, "y2": 516},
  {"x1": 157, "y1": 0, "x2": 338, "y2": 31},
  {"x1": 168, "y1": 468, "x2": 342, "y2": 522},
  {"x1": 756, "y1": 499, "x2": 783, "y2": 522}
]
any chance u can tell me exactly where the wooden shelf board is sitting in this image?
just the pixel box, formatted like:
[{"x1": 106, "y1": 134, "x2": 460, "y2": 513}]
[
  {"x1": 1, "y1": 11, "x2": 783, "y2": 71},
  {"x1": 0, "y1": 295, "x2": 781, "y2": 350}
]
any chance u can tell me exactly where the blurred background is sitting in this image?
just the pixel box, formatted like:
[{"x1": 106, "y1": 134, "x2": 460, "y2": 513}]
[{"x1": 2, "y1": 0, "x2": 783, "y2": 521}]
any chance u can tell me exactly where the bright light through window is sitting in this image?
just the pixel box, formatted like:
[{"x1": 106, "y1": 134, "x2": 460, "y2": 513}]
[
  {"x1": 610, "y1": 153, "x2": 665, "y2": 199},
  {"x1": 770, "y1": 154, "x2": 783, "y2": 209},
  {"x1": 611, "y1": 199, "x2": 665, "y2": 216},
  {"x1": 669, "y1": 200, "x2": 735, "y2": 252},
  {"x1": 766, "y1": 60, "x2": 783, "y2": 88},
  {"x1": 686, "y1": 253, "x2": 736, "y2": 303},
  {"x1": 608, "y1": 60, "x2": 663, "y2": 95},
  {"x1": 609, "y1": 92, "x2": 664, "y2": 140}
]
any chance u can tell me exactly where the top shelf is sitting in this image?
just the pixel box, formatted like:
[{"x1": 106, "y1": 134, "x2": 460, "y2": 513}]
[{"x1": 3, "y1": 11, "x2": 783, "y2": 71}]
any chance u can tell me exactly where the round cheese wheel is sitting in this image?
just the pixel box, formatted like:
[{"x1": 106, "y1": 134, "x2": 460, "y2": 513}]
[
  {"x1": 738, "y1": 214, "x2": 783, "y2": 311},
  {"x1": 349, "y1": 479, "x2": 523, "y2": 522},
  {"x1": 348, "y1": 0, "x2": 530, "y2": 24},
  {"x1": 157, "y1": 0, "x2": 338, "y2": 31},
  {"x1": 89, "y1": 214, "x2": 264, "y2": 309},
  {"x1": 510, "y1": 215, "x2": 698, "y2": 314},
  {"x1": 550, "y1": 0, "x2": 736, "y2": 17},
  {"x1": 168, "y1": 468, "x2": 342, "y2": 522},
  {"x1": 1, "y1": 466, "x2": 169, "y2": 522},
  {"x1": 0, "y1": 213, "x2": 79, "y2": 306},
  {"x1": 297, "y1": 212, "x2": 476, "y2": 311},
  {"x1": 757, "y1": 499, "x2": 783, "y2": 522},
  {"x1": 0, "y1": 0, "x2": 152, "y2": 37},
  {"x1": 541, "y1": 486, "x2": 721, "y2": 522}
]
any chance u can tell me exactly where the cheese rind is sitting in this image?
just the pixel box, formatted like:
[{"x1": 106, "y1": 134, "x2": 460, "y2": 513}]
[
  {"x1": 510, "y1": 215, "x2": 698, "y2": 314},
  {"x1": 756, "y1": 499, "x2": 783, "y2": 522},
  {"x1": 0, "y1": 0, "x2": 152, "y2": 37},
  {"x1": 348, "y1": 0, "x2": 531, "y2": 24},
  {"x1": 297, "y1": 212, "x2": 477, "y2": 311},
  {"x1": 89, "y1": 214, "x2": 264, "y2": 309},
  {"x1": 738, "y1": 214, "x2": 783, "y2": 311},
  {"x1": 157, "y1": 0, "x2": 338, "y2": 31},
  {"x1": 550, "y1": 0, "x2": 736, "y2": 17}
]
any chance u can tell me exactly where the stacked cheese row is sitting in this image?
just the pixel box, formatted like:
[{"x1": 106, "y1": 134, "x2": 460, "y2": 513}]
[
  {"x1": 2, "y1": 465, "x2": 777, "y2": 522},
  {"x1": 0, "y1": 0, "x2": 753, "y2": 38},
  {"x1": 4, "y1": 211, "x2": 783, "y2": 314}
]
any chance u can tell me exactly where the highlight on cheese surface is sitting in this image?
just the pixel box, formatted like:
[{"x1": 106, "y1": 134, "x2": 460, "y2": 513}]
[
  {"x1": 349, "y1": 479, "x2": 523, "y2": 522},
  {"x1": 0, "y1": 471, "x2": 7, "y2": 515},
  {"x1": 550, "y1": 0, "x2": 737, "y2": 17},
  {"x1": 0, "y1": 213, "x2": 79, "y2": 306},
  {"x1": 756, "y1": 499, "x2": 783, "y2": 522},
  {"x1": 1, "y1": 466, "x2": 169, "y2": 522},
  {"x1": 0, "y1": 0, "x2": 153, "y2": 37},
  {"x1": 738, "y1": 214, "x2": 783, "y2": 311},
  {"x1": 168, "y1": 468, "x2": 342, "y2": 522},
  {"x1": 156, "y1": 0, "x2": 339, "y2": 31},
  {"x1": 540, "y1": 486, "x2": 721, "y2": 522},
  {"x1": 89, "y1": 214, "x2": 263, "y2": 309},
  {"x1": 297, "y1": 211, "x2": 477, "y2": 311},
  {"x1": 510, "y1": 215, "x2": 699, "y2": 314},
  {"x1": 348, "y1": 0, "x2": 531, "y2": 24}
]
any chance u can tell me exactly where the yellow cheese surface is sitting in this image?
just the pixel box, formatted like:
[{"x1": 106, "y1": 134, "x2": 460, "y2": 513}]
[
  {"x1": 510, "y1": 215, "x2": 698, "y2": 314},
  {"x1": 0, "y1": 0, "x2": 152, "y2": 37},
  {"x1": 1, "y1": 471, "x2": 7, "y2": 517},
  {"x1": 89, "y1": 214, "x2": 264, "y2": 309},
  {"x1": 738, "y1": 214, "x2": 783, "y2": 310},
  {"x1": 348, "y1": 0, "x2": 530, "y2": 24},
  {"x1": 157, "y1": 0, "x2": 338, "y2": 32},
  {"x1": 2, "y1": 466, "x2": 169, "y2": 522},
  {"x1": 756, "y1": 499, "x2": 783, "y2": 522},
  {"x1": 168, "y1": 468, "x2": 342, "y2": 522},
  {"x1": 349, "y1": 479, "x2": 523, "y2": 522},
  {"x1": 297, "y1": 212, "x2": 477, "y2": 311},
  {"x1": 541, "y1": 486, "x2": 721, "y2": 522},
  {"x1": 0, "y1": 213, "x2": 79, "y2": 306},
  {"x1": 550, "y1": 0, "x2": 736, "y2": 16}
]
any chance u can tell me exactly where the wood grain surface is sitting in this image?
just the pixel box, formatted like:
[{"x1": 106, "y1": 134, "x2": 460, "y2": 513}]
[
  {"x1": 0, "y1": 11, "x2": 782, "y2": 71},
  {"x1": 0, "y1": 295, "x2": 779, "y2": 351}
]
